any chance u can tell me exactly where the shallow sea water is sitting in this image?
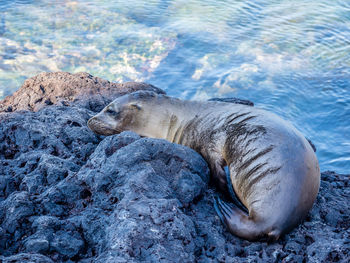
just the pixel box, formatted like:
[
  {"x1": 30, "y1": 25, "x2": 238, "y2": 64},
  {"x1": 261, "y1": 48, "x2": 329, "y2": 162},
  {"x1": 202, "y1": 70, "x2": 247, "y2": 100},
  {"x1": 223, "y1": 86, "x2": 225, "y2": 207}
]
[{"x1": 0, "y1": 0, "x2": 349, "y2": 174}]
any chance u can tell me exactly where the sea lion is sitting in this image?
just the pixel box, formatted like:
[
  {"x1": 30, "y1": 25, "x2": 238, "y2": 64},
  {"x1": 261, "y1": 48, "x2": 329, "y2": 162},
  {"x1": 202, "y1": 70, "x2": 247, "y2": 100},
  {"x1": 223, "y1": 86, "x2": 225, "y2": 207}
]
[{"x1": 87, "y1": 91, "x2": 320, "y2": 241}]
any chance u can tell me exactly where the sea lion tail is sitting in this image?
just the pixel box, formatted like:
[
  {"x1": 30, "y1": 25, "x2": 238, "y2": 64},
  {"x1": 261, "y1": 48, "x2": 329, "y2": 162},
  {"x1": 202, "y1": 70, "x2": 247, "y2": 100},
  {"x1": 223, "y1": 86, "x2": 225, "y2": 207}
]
[{"x1": 214, "y1": 196, "x2": 280, "y2": 241}]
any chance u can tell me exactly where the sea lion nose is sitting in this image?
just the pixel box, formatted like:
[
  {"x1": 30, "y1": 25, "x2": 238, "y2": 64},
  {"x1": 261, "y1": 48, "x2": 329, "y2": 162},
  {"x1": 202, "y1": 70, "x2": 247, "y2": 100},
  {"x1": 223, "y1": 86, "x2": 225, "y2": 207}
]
[
  {"x1": 87, "y1": 117, "x2": 115, "y2": 135},
  {"x1": 87, "y1": 117, "x2": 97, "y2": 131}
]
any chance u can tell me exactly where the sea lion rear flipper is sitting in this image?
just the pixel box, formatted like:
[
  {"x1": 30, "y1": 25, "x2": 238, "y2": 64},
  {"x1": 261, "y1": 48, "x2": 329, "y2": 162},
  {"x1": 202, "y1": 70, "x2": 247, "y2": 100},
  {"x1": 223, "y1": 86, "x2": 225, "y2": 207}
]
[
  {"x1": 208, "y1": 97, "x2": 254, "y2": 106},
  {"x1": 214, "y1": 197, "x2": 280, "y2": 241}
]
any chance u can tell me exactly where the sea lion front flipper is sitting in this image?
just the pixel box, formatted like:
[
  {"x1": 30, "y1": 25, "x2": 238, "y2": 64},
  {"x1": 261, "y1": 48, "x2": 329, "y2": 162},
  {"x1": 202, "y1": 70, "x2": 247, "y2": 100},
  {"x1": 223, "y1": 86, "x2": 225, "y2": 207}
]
[
  {"x1": 214, "y1": 197, "x2": 279, "y2": 241},
  {"x1": 306, "y1": 137, "x2": 316, "y2": 152},
  {"x1": 224, "y1": 167, "x2": 249, "y2": 214},
  {"x1": 208, "y1": 97, "x2": 254, "y2": 106}
]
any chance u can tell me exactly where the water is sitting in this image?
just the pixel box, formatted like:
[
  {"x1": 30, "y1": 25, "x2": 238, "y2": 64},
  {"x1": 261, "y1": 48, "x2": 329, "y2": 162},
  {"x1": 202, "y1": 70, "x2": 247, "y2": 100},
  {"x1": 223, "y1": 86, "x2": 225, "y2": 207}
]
[{"x1": 0, "y1": 0, "x2": 349, "y2": 174}]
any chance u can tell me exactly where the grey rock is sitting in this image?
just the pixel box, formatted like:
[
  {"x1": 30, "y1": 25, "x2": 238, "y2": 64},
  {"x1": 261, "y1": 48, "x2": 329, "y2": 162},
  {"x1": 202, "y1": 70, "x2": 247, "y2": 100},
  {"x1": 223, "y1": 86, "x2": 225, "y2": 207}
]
[
  {"x1": 24, "y1": 238, "x2": 50, "y2": 254},
  {"x1": 50, "y1": 231, "x2": 85, "y2": 258},
  {"x1": 0, "y1": 253, "x2": 54, "y2": 263},
  {"x1": 1, "y1": 191, "x2": 34, "y2": 234}
]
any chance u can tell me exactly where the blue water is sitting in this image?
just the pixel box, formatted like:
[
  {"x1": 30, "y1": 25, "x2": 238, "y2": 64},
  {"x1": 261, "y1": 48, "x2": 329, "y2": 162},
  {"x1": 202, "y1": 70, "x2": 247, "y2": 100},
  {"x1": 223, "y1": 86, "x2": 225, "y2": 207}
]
[{"x1": 0, "y1": 0, "x2": 349, "y2": 174}]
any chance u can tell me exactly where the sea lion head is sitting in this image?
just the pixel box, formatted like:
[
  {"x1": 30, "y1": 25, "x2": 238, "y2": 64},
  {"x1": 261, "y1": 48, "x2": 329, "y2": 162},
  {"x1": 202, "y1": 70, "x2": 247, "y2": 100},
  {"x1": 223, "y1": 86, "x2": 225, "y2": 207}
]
[{"x1": 87, "y1": 90, "x2": 158, "y2": 135}]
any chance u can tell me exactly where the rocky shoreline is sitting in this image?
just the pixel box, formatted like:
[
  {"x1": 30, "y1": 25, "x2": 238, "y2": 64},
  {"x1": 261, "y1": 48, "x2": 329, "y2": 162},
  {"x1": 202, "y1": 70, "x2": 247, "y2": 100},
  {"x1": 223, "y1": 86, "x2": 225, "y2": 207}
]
[{"x1": 0, "y1": 72, "x2": 349, "y2": 262}]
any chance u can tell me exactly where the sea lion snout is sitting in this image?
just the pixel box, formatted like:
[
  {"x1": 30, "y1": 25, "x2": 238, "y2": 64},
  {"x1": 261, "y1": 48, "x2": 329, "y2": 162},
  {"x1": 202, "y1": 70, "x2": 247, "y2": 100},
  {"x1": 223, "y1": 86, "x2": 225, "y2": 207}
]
[
  {"x1": 87, "y1": 115, "x2": 119, "y2": 135},
  {"x1": 87, "y1": 93, "x2": 149, "y2": 137},
  {"x1": 87, "y1": 116, "x2": 99, "y2": 131}
]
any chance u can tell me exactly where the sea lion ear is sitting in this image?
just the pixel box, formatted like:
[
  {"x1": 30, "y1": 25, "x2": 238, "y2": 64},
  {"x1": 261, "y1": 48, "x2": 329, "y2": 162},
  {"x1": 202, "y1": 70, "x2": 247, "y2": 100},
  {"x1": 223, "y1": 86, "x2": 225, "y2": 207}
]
[{"x1": 128, "y1": 103, "x2": 142, "y2": 111}]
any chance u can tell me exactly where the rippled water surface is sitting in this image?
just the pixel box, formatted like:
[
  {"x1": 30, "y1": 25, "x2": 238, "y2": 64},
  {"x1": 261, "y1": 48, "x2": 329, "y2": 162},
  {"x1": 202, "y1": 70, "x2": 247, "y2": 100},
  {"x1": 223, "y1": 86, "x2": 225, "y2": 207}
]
[{"x1": 0, "y1": 0, "x2": 349, "y2": 173}]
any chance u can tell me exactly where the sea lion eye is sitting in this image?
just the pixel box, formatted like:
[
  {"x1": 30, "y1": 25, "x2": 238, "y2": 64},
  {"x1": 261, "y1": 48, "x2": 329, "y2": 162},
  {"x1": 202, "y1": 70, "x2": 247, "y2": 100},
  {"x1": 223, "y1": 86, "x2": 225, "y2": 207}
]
[
  {"x1": 106, "y1": 108, "x2": 119, "y2": 117},
  {"x1": 106, "y1": 108, "x2": 114, "y2": 114}
]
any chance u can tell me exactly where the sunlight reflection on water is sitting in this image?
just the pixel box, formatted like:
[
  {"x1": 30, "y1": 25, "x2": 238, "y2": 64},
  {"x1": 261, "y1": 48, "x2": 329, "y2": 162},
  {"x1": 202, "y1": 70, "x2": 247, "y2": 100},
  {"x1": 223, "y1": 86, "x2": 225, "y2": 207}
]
[{"x1": 0, "y1": 0, "x2": 349, "y2": 173}]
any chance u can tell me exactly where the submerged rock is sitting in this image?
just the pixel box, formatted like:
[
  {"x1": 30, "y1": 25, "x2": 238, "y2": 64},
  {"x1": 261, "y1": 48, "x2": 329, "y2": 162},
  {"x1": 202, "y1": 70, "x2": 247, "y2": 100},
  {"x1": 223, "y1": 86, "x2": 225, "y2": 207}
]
[{"x1": 0, "y1": 72, "x2": 349, "y2": 262}]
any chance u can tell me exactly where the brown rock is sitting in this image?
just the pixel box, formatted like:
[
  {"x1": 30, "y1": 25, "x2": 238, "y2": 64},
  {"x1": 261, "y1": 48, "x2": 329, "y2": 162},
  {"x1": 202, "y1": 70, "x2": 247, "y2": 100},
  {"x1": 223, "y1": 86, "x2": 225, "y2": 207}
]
[{"x1": 0, "y1": 72, "x2": 165, "y2": 112}]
